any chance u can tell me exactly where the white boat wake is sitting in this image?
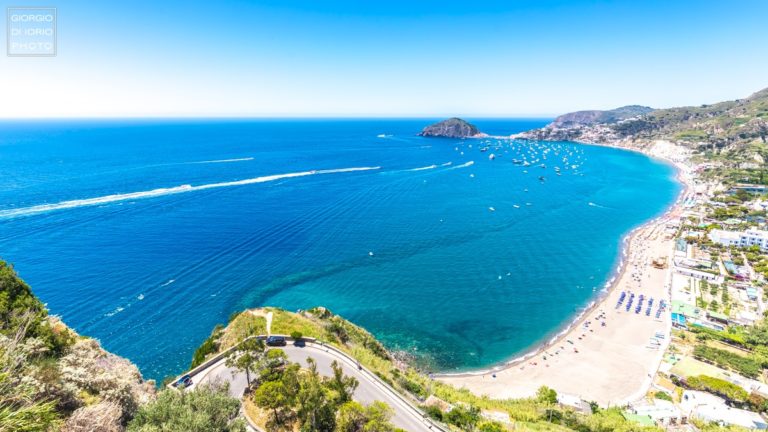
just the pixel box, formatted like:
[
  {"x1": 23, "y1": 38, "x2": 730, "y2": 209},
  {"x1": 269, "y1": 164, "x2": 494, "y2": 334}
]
[
  {"x1": 408, "y1": 164, "x2": 438, "y2": 171},
  {"x1": 0, "y1": 166, "x2": 380, "y2": 219},
  {"x1": 448, "y1": 161, "x2": 475, "y2": 169},
  {"x1": 189, "y1": 157, "x2": 254, "y2": 164}
]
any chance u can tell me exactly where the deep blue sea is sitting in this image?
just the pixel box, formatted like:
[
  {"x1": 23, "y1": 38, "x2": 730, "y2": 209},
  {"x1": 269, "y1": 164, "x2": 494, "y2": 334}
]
[{"x1": 0, "y1": 119, "x2": 680, "y2": 381}]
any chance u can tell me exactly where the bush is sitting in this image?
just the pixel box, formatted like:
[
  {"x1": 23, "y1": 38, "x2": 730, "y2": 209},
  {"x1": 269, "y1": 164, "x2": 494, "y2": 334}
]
[
  {"x1": 444, "y1": 405, "x2": 480, "y2": 430},
  {"x1": 0, "y1": 261, "x2": 74, "y2": 355},
  {"x1": 423, "y1": 404, "x2": 443, "y2": 421},
  {"x1": 326, "y1": 321, "x2": 349, "y2": 343},
  {"x1": 290, "y1": 330, "x2": 303, "y2": 340},
  {"x1": 478, "y1": 421, "x2": 505, "y2": 432},
  {"x1": 190, "y1": 325, "x2": 224, "y2": 368},
  {"x1": 397, "y1": 377, "x2": 427, "y2": 399},
  {"x1": 654, "y1": 391, "x2": 673, "y2": 401},
  {"x1": 127, "y1": 384, "x2": 245, "y2": 432},
  {"x1": 686, "y1": 375, "x2": 749, "y2": 403}
]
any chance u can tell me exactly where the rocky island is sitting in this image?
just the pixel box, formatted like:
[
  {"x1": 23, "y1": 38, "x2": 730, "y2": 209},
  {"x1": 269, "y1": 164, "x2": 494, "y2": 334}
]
[{"x1": 418, "y1": 117, "x2": 483, "y2": 138}]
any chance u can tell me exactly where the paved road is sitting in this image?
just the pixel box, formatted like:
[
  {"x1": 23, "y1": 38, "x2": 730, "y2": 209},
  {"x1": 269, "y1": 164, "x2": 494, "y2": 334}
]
[{"x1": 189, "y1": 342, "x2": 438, "y2": 432}]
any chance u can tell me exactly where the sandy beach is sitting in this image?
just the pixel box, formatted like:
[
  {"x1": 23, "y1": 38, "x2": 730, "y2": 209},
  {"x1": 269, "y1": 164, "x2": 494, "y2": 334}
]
[{"x1": 437, "y1": 141, "x2": 692, "y2": 406}]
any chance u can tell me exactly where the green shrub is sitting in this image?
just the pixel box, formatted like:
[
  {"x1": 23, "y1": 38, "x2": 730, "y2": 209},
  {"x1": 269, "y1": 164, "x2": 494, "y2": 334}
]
[
  {"x1": 423, "y1": 404, "x2": 443, "y2": 421},
  {"x1": 127, "y1": 384, "x2": 245, "y2": 432},
  {"x1": 686, "y1": 375, "x2": 749, "y2": 403},
  {"x1": 0, "y1": 261, "x2": 75, "y2": 355},
  {"x1": 397, "y1": 377, "x2": 427, "y2": 399},
  {"x1": 444, "y1": 405, "x2": 480, "y2": 430},
  {"x1": 190, "y1": 325, "x2": 224, "y2": 368}
]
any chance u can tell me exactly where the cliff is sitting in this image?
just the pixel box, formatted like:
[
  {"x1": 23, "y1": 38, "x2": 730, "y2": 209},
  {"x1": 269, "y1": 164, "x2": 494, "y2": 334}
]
[
  {"x1": 418, "y1": 117, "x2": 482, "y2": 138},
  {"x1": 0, "y1": 260, "x2": 156, "y2": 432},
  {"x1": 550, "y1": 105, "x2": 653, "y2": 128},
  {"x1": 514, "y1": 87, "x2": 768, "y2": 156}
]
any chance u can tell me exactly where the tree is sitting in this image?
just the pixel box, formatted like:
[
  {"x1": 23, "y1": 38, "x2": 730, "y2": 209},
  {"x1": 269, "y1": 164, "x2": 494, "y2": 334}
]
[
  {"x1": 257, "y1": 349, "x2": 288, "y2": 383},
  {"x1": 536, "y1": 386, "x2": 558, "y2": 404},
  {"x1": 290, "y1": 331, "x2": 303, "y2": 340},
  {"x1": 444, "y1": 405, "x2": 480, "y2": 431},
  {"x1": 226, "y1": 338, "x2": 264, "y2": 387},
  {"x1": 296, "y1": 358, "x2": 336, "y2": 432},
  {"x1": 335, "y1": 401, "x2": 401, "y2": 432},
  {"x1": 127, "y1": 384, "x2": 245, "y2": 432},
  {"x1": 329, "y1": 360, "x2": 359, "y2": 404},
  {"x1": 253, "y1": 381, "x2": 289, "y2": 426}
]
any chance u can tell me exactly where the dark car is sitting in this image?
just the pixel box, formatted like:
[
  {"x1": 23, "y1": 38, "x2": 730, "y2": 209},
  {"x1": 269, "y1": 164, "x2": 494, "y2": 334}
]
[
  {"x1": 175, "y1": 374, "x2": 193, "y2": 388},
  {"x1": 266, "y1": 335, "x2": 287, "y2": 347}
]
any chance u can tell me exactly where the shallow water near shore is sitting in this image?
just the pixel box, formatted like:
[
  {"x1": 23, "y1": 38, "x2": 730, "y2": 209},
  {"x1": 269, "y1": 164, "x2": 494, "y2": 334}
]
[{"x1": 0, "y1": 119, "x2": 680, "y2": 380}]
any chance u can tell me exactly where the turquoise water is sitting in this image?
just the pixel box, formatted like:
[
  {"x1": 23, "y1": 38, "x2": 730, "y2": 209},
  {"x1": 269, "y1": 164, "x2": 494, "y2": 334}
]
[{"x1": 0, "y1": 119, "x2": 680, "y2": 380}]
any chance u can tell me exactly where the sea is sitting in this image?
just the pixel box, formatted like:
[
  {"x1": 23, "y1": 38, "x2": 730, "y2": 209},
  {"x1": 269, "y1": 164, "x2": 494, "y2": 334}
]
[{"x1": 0, "y1": 119, "x2": 681, "y2": 381}]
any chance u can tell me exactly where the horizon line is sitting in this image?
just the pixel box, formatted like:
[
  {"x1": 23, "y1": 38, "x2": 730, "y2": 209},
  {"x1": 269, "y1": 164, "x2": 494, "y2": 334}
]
[{"x1": 0, "y1": 114, "x2": 557, "y2": 120}]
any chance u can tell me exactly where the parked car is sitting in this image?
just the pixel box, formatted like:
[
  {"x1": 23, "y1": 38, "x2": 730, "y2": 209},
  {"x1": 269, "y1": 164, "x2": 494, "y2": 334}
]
[
  {"x1": 175, "y1": 374, "x2": 193, "y2": 388},
  {"x1": 266, "y1": 335, "x2": 287, "y2": 347}
]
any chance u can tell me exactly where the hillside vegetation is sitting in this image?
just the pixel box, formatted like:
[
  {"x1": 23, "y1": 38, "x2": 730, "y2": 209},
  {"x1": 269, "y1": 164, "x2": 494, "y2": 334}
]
[
  {"x1": 195, "y1": 307, "x2": 662, "y2": 432},
  {"x1": 618, "y1": 87, "x2": 768, "y2": 151},
  {"x1": 0, "y1": 260, "x2": 156, "y2": 432}
]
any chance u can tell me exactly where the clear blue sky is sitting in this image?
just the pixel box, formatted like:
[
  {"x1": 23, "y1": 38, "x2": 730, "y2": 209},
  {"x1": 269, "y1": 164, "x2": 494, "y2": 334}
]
[{"x1": 1, "y1": 0, "x2": 767, "y2": 117}]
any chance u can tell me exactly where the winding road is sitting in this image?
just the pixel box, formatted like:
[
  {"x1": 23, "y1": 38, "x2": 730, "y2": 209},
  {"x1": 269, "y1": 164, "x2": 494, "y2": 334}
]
[{"x1": 187, "y1": 340, "x2": 440, "y2": 432}]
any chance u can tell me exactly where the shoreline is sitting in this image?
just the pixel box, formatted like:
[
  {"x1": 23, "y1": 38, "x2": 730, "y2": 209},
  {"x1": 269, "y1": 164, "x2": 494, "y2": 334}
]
[{"x1": 435, "y1": 138, "x2": 692, "y2": 404}]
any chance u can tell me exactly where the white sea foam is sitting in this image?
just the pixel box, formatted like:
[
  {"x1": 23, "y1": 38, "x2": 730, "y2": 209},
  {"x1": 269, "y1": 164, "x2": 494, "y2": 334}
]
[
  {"x1": 160, "y1": 279, "x2": 175, "y2": 287},
  {"x1": 0, "y1": 166, "x2": 380, "y2": 219},
  {"x1": 104, "y1": 306, "x2": 124, "y2": 317}
]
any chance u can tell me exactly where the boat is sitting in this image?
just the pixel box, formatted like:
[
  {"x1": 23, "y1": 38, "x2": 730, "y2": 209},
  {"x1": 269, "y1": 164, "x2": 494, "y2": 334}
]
[{"x1": 488, "y1": 207, "x2": 496, "y2": 212}]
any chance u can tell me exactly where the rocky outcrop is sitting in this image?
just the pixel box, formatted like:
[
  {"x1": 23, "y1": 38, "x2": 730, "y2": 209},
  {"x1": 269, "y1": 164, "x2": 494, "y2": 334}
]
[
  {"x1": 418, "y1": 118, "x2": 482, "y2": 138},
  {"x1": 0, "y1": 260, "x2": 156, "y2": 432}
]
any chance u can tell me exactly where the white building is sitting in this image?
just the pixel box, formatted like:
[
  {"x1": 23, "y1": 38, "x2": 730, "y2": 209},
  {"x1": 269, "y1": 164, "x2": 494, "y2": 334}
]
[
  {"x1": 631, "y1": 400, "x2": 684, "y2": 426},
  {"x1": 680, "y1": 391, "x2": 768, "y2": 430},
  {"x1": 710, "y1": 229, "x2": 768, "y2": 251}
]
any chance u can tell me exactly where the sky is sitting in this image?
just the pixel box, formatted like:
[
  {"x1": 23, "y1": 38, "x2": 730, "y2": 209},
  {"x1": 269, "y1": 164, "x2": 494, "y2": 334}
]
[{"x1": 0, "y1": 0, "x2": 767, "y2": 117}]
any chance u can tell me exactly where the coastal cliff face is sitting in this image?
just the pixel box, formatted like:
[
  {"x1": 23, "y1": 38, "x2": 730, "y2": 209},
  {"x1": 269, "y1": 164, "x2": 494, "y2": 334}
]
[
  {"x1": 514, "y1": 87, "x2": 768, "y2": 154},
  {"x1": 0, "y1": 260, "x2": 155, "y2": 432},
  {"x1": 550, "y1": 105, "x2": 653, "y2": 128},
  {"x1": 418, "y1": 117, "x2": 481, "y2": 138}
]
